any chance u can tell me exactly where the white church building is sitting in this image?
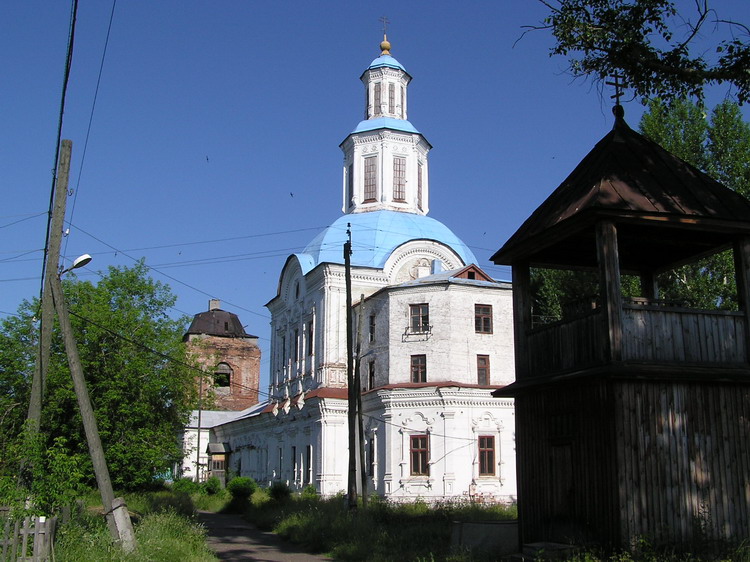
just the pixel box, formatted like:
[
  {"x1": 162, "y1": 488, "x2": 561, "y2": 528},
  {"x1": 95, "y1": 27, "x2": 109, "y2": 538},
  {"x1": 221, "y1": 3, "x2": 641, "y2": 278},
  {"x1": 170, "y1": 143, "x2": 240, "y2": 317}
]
[{"x1": 199, "y1": 37, "x2": 517, "y2": 503}]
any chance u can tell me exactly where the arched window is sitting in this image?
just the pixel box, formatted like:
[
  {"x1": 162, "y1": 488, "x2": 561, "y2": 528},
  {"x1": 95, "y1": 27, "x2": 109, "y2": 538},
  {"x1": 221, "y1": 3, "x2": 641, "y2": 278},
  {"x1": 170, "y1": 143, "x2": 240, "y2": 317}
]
[{"x1": 214, "y1": 362, "x2": 232, "y2": 388}]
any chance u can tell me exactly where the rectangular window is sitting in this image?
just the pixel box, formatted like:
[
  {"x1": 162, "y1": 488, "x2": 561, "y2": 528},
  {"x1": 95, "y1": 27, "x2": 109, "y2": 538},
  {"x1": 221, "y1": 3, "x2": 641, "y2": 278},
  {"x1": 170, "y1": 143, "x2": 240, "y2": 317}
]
[
  {"x1": 368, "y1": 360, "x2": 376, "y2": 389},
  {"x1": 478, "y1": 436, "x2": 495, "y2": 476},
  {"x1": 368, "y1": 438, "x2": 375, "y2": 477},
  {"x1": 364, "y1": 156, "x2": 378, "y2": 201},
  {"x1": 410, "y1": 303, "x2": 429, "y2": 333},
  {"x1": 294, "y1": 329, "x2": 299, "y2": 362},
  {"x1": 477, "y1": 355, "x2": 490, "y2": 385},
  {"x1": 347, "y1": 164, "x2": 354, "y2": 206},
  {"x1": 410, "y1": 435, "x2": 429, "y2": 476},
  {"x1": 475, "y1": 304, "x2": 493, "y2": 333},
  {"x1": 292, "y1": 446, "x2": 297, "y2": 481},
  {"x1": 305, "y1": 445, "x2": 313, "y2": 484},
  {"x1": 417, "y1": 164, "x2": 423, "y2": 210},
  {"x1": 401, "y1": 86, "x2": 405, "y2": 118},
  {"x1": 411, "y1": 354, "x2": 427, "y2": 383},
  {"x1": 307, "y1": 321, "x2": 314, "y2": 356},
  {"x1": 369, "y1": 314, "x2": 376, "y2": 342},
  {"x1": 388, "y1": 83, "x2": 395, "y2": 114},
  {"x1": 393, "y1": 157, "x2": 406, "y2": 201},
  {"x1": 278, "y1": 447, "x2": 283, "y2": 474},
  {"x1": 374, "y1": 83, "x2": 381, "y2": 115}
]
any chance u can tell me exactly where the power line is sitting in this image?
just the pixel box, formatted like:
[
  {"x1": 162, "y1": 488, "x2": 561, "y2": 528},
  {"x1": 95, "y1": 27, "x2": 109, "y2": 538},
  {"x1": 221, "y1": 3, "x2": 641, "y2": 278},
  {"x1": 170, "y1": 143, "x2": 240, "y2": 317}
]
[
  {"x1": 69, "y1": 223, "x2": 271, "y2": 320},
  {"x1": 63, "y1": 0, "x2": 118, "y2": 264},
  {"x1": 38, "y1": 0, "x2": 78, "y2": 301},
  {"x1": 0, "y1": 212, "x2": 47, "y2": 231}
]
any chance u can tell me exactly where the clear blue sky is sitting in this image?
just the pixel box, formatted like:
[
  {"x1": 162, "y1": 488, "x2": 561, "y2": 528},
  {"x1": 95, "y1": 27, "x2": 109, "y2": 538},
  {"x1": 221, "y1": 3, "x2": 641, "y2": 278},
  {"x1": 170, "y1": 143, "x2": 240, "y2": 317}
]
[{"x1": 2, "y1": 1, "x2": 748, "y2": 389}]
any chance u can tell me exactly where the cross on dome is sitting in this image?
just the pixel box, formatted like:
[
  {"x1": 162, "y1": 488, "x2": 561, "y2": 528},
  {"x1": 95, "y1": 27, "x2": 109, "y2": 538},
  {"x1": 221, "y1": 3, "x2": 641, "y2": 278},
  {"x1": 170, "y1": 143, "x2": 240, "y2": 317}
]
[{"x1": 379, "y1": 16, "x2": 391, "y2": 54}]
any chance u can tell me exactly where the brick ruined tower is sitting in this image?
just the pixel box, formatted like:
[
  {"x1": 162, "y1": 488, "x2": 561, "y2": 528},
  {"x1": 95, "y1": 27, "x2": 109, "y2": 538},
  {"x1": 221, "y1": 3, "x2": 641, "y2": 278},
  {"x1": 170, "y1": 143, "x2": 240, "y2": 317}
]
[{"x1": 184, "y1": 299, "x2": 260, "y2": 410}]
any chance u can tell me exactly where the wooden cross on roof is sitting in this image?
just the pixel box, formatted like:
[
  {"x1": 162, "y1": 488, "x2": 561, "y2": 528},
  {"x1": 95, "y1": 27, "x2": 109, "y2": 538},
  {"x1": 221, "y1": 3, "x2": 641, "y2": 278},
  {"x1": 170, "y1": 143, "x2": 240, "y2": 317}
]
[{"x1": 606, "y1": 73, "x2": 626, "y2": 107}]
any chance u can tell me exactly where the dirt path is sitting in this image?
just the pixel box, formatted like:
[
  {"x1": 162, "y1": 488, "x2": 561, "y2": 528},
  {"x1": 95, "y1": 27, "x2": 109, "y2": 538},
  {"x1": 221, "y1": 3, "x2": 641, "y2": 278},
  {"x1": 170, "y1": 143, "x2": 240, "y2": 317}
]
[{"x1": 198, "y1": 510, "x2": 333, "y2": 561}]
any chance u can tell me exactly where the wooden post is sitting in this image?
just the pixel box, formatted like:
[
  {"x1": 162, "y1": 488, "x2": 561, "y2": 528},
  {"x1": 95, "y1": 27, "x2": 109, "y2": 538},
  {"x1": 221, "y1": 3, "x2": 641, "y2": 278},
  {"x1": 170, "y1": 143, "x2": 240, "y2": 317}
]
[
  {"x1": 597, "y1": 221, "x2": 623, "y2": 362},
  {"x1": 49, "y1": 274, "x2": 136, "y2": 552},
  {"x1": 355, "y1": 294, "x2": 367, "y2": 508},
  {"x1": 345, "y1": 226, "x2": 357, "y2": 510},
  {"x1": 27, "y1": 139, "x2": 72, "y2": 432},
  {"x1": 511, "y1": 262, "x2": 531, "y2": 379},
  {"x1": 733, "y1": 237, "x2": 750, "y2": 361},
  {"x1": 640, "y1": 270, "x2": 658, "y2": 301}
]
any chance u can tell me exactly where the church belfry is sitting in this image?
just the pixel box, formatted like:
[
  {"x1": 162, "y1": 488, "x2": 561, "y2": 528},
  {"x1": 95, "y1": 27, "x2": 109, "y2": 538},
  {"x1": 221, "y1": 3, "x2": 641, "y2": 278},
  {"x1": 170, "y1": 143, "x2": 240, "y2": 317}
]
[{"x1": 340, "y1": 36, "x2": 431, "y2": 216}]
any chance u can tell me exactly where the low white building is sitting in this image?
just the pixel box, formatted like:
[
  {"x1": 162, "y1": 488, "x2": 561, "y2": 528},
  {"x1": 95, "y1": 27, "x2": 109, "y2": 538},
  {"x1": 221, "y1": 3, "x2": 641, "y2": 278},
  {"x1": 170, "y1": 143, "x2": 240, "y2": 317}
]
[{"x1": 203, "y1": 36, "x2": 516, "y2": 502}]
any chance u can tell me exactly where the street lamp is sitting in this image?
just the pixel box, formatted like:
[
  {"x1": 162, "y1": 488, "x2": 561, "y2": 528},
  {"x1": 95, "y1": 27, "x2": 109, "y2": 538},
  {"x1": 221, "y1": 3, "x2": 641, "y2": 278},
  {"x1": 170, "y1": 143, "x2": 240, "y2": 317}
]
[
  {"x1": 52, "y1": 254, "x2": 136, "y2": 552},
  {"x1": 60, "y1": 253, "x2": 92, "y2": 276}
]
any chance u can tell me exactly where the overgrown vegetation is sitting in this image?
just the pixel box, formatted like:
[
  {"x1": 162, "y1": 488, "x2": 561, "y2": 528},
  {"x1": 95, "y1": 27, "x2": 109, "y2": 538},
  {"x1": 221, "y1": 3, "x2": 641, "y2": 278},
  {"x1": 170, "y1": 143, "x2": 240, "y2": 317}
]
[
  {"x1": 242, "y1": 489, "x2": 517, "y2": 561},
  {"x1": 0, "y1": 262, "x2": 198, "y2": 498},
  {"x1": 54, "y1": 504, "x2": 216, "y2": 561}
]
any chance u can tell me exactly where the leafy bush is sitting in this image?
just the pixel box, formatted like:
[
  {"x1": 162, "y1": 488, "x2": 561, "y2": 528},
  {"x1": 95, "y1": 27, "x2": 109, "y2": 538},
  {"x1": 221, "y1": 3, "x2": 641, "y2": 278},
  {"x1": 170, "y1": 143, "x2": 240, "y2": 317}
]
[
  {"x1": 202, "y1": 476, "x2": 221, "y2": 495},
  {"x1": 170, "y1": 477, "x2": 200, "y2": 495},
  {"x1": 301, "y1": 484, "x2": 318, "y2": 499},
  {"x1": 269, "y1": 480, "x2": 291, "y2": 502},
  {"x1": 227, "y1": 476, "x2": 257, "y2": 500}
]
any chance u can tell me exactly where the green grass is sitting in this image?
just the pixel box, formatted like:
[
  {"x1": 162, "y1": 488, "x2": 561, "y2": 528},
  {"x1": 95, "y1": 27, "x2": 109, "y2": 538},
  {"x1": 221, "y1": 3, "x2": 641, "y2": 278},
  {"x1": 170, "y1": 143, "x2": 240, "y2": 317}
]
[
  {"x1": 54, "y1": 508, "x2": 217, "y2": 561},
  {"x1": 51, "y1": 488, "x2": 221, "y2": 561},
  {"x1": 242, "y1": 493, "x2": 517, "y2": 561}
]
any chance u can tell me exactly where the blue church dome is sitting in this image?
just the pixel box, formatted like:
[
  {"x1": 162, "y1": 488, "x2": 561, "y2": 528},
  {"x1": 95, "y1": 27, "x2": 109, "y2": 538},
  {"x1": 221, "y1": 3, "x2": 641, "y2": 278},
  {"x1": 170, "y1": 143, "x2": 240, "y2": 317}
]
[
  {"x1": 350, "y1": 117, "x2": 421, "y2": 136},
  {"x1": 368, "y1": 54, "x2": 406, "y2": 72},
  {"x1": 294, "y1": 210, "x2": 477, "y2": 275}
]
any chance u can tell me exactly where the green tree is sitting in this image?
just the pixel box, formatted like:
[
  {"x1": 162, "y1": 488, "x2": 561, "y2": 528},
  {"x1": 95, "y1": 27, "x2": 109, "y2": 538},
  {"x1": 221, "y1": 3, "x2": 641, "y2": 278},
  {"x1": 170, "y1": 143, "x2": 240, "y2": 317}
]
[
  {"x1": 0, "y1": 261, "x2": 198, "y2": 492},
  {"x1": 532, "y1": 0, "x2": 750, "y2": 103},
  {"x1": 640, "y1": 98, "x2": 750, "y2": 308}
]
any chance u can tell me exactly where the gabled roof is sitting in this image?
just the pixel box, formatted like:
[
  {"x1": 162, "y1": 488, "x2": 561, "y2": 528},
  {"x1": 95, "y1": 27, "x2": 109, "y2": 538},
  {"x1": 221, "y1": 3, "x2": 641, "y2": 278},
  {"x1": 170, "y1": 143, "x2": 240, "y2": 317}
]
[{"x1": 492, "y1": 113, "x2": 750, "y2": 271}]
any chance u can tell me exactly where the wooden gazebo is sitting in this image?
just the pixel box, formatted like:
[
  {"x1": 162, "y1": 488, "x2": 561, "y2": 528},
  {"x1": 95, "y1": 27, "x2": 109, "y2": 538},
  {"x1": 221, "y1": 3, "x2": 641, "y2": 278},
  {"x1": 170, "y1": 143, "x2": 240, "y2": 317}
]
[{"x1": 492, "y1": 107, "x2": 750, "y2": 549}]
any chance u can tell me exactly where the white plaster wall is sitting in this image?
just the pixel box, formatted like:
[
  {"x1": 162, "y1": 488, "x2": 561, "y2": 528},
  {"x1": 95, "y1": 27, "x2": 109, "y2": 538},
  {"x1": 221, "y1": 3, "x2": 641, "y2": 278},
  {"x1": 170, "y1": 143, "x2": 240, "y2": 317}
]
[
  {"x1": 365, "y1": 281, "x2": 514, "y2": 386},
  {"x1": 362, "y1": 387, "x2": 516, "y2": 503}
]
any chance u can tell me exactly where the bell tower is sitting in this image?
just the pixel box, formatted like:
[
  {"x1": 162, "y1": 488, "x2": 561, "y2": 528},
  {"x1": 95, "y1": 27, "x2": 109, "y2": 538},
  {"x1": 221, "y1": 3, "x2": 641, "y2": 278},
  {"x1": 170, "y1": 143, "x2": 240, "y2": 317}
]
[{"x1": 340, "y1": 36, "x2": 431, "y2": 216}]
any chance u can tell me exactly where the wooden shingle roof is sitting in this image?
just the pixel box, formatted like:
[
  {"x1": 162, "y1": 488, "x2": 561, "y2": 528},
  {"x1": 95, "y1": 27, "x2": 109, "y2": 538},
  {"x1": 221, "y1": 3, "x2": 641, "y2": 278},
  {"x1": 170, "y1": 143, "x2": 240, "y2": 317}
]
[{"x1": 492, "y1": 112, "x2": 750, "y2": 272}]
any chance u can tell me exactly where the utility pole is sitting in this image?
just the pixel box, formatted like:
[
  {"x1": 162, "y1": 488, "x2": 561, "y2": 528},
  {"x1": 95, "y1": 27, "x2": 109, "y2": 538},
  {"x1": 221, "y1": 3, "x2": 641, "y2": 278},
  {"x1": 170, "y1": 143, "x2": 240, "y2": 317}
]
[
  {"x1": 345, "y1": 225, "x2": 357, "y2": 510},
  {"x1": 355, "y1": 294, "x2": 367, "y2": 509},
  {"x1": 40, "y1": 139, "x2": 136, "y2": 552},
  {"x1": 49, "y1": 274, "x2": 135, "y2": 552},
  {"x1": 26, "y1": 140, "x2": 72, "y2": 432}
]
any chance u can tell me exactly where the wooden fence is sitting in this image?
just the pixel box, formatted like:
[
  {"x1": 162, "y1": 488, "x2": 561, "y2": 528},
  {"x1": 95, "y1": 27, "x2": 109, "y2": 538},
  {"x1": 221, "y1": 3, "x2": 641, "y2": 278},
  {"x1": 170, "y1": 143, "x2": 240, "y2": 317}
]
[{"x1": 0, "y1": 511, "x2": 57, "y2": 562}]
